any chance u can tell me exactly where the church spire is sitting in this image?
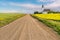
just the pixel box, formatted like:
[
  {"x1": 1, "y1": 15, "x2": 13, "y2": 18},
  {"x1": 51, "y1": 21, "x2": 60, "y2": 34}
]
[{"x1": 42, "y1": 5, "x2": 44, "y2": 8}]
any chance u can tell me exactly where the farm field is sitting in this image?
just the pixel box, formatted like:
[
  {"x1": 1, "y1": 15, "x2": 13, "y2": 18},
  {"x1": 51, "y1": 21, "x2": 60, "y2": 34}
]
[
  {"x1": 0, "y1": 14, "x2": 60, "y2": 40},
  {"x1": 33, "y1": 14, "x2": 60, "y2": 20},
  {"x1": 0, "y1": 0, "x2": 60, "y2": 40},
  {"x1": 0, "y1": 13, "x2": 25, "y2": 27},
  {"x1": 32, "y1": 14, "x2": 60, "y2": 34}
]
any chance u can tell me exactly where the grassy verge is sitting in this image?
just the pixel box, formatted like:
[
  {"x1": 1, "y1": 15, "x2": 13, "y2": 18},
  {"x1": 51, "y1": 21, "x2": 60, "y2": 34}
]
[
  {"x1": 31, "y1": 15, "x2": 60, "y2": 35},
  {"x1": 0, "y1": 13, "x2": 25, "y2": 27}
]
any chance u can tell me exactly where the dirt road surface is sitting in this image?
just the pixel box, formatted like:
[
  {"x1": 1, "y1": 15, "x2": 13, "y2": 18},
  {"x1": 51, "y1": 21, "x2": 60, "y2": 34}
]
[{"x1": 0, "y1": 15, "x2": 60, "y2": 40}]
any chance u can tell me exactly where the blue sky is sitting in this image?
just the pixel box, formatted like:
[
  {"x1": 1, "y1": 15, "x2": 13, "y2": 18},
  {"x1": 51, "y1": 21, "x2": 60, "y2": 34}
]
[{"x1": 0, "y1": 0, "x2": 60, "y2": 13}]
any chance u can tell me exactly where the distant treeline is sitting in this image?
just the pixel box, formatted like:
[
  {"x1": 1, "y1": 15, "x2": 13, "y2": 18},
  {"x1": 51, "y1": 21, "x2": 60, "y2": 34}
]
[
  {"x1": 34, "y1": 11, "x2": 60, "y2": 14},
  {"x1": 48, "y1": 11, "x2": 60, "y2": 14},
  {"x1": 34, "y1": 11, "x2": 42, "y2": 14}
]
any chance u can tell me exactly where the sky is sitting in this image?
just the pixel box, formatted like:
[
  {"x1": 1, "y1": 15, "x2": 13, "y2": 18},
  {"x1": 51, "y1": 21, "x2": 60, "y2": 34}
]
[{"x1": 0, "y1": 0, "x2": 60, "y2": 13}]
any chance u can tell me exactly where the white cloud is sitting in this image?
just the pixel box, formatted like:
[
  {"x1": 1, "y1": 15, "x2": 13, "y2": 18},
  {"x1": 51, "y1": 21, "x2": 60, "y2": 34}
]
[
  {"x1": 8, "y1": 2, "x2": 42, "y2": 13},
  {"x1": 0, "y1": 10, "x2": 21, "y2": 13},
  {"x1": 9, "y1": 2, "x2": 42, "y2": 9},
  {"x1": 37, "y1": 0, "x2": 55, "y2": 2},
  {"x1": 45, "y1": 0, "x2": 60, "y2": 8},
  {"x1": 8, "y1": 1, "x2": 60, "y2": 12},
  {"x1": 0, "y1": 0, "x2": 60, "y2": 13}
]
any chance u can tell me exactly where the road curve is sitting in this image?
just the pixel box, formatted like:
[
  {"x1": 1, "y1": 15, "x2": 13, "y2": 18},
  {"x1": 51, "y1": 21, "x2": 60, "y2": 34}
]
[{"x1": 0, "y1": 14, "x2": 60, "y2": 40}]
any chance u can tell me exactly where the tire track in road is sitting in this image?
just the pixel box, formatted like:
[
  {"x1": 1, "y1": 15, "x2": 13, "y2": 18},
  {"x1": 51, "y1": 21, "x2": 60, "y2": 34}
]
[{"x1": 0, "y1": 14, "x2": 60, "y2": 40}]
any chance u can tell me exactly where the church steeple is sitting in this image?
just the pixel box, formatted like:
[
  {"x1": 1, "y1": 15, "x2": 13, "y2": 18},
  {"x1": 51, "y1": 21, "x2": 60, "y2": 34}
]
[{"x1": 42, "y1": 5, "x2": 44, "y2": 8}]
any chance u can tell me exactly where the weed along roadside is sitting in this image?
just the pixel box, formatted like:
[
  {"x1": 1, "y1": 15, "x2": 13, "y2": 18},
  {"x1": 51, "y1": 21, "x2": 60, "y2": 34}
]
[{"x1": 31, "y1": 14, "x2": 60, "y2": 35}]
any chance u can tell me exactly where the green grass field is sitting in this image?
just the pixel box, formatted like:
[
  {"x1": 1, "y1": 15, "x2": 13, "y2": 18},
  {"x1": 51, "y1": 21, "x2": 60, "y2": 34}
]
[
  {"x1": 32, "y1": 14, "x2": 60, "y2": 35},
  {"x1": 0, "y1": 13, "x2": 25, "y2": 27}
]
